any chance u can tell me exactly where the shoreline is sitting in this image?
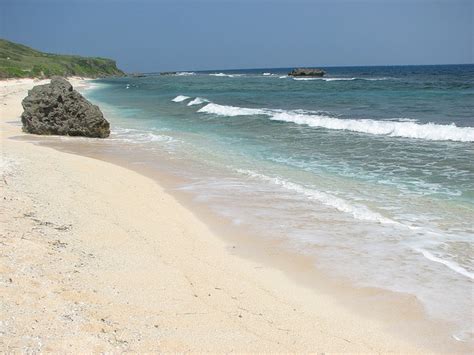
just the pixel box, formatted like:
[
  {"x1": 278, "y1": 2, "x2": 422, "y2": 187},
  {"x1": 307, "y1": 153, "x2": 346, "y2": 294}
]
[
  {"x1": 26, "y1": 127, "x2": 470, "y2": 352},
  {"x1": 0, "y1": 78, "x2": 470, "y2": 352}
]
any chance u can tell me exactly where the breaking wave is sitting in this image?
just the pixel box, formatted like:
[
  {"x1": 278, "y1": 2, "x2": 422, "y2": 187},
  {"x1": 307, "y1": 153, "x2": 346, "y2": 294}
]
[
  {"x1": 176, "y1": 72, "x2": 195, "y2": 76},
  {"x1": 293, "y1": 77, "x2": 389, "y2": 81},
  {"x1": 187, "y1": 97, "x2": 209, "y2": 106},
  {"x1": 209, "y1": 73, "x2": 242, "y2": 78},
  {"x1": 197, "y1": 102, "x2": 474, "y2": 142},
  {"x1": 171, "y1": 95, "x2": 191, "y2": 102},
  {"x1": 198, "y1": 102, "x2": 266, "y2": 116},
  {"x1": 268, "y1": 111, "x2": 474, "y2": 142}
]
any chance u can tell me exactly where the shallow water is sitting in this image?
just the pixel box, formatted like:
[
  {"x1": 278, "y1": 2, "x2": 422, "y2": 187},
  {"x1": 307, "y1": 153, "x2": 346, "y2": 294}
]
[{"x1": 84, "y1": 65, "x2": 473, "y2": 340}]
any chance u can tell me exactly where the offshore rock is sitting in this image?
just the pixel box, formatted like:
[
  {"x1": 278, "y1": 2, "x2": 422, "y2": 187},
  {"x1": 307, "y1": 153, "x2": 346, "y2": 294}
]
[
  {"x1": 21, "y1": 77, "x2": 110, "y2": 138},
  {"x1": 288, "y1": 68, "x2": 326, "y2": 77}
]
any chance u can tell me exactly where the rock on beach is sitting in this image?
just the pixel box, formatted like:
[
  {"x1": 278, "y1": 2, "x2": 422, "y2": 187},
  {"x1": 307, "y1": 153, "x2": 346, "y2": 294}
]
[{"x1": 21, "y1": 77, "x2": 110, "y2": 138}]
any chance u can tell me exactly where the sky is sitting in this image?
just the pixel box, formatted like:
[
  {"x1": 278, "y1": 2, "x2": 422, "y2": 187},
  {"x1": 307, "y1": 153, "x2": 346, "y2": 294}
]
[{"x1": 1, "y1": 0, "x2": 473, "y2": 72}]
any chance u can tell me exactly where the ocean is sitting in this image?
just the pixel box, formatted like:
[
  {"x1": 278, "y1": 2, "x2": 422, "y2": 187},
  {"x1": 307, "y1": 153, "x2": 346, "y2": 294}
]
[{"x1": 84, "y1": 65, "x2": 473, "y2": 340}]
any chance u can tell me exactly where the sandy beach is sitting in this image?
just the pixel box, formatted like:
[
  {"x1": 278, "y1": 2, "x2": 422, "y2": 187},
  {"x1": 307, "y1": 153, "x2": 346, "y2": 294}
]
[{"x1": 0, "y1": 78, "x2": 470, "y2": 352}]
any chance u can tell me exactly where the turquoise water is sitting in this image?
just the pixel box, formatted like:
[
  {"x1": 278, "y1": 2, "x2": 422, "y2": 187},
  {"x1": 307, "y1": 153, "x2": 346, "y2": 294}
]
[{"x1": 85, "y1": 65, "x2": 473, "y2": 339}]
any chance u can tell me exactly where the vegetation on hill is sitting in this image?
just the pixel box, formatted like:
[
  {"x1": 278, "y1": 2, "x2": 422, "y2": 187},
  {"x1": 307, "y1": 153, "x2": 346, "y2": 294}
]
[{"x1": 0, "y1": 38, "x2": 125, "y2": 79}]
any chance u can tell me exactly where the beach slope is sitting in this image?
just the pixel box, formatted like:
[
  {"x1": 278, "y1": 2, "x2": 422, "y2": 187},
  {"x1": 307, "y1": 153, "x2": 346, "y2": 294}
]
[{"x1": 0, "y1": 79, "x2": 445, "y2": 352}]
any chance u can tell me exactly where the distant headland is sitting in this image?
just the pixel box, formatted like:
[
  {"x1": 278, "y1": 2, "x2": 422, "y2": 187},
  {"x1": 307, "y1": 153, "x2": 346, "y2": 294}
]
[{"x1": 0, "y1": 38, "x2": 125, "y2": 79}]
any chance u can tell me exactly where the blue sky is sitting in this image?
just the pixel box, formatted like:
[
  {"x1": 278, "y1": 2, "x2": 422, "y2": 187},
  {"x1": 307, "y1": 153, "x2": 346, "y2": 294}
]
[{"x1": 1, "y1": 0, "x2": 472, "y2": 72}]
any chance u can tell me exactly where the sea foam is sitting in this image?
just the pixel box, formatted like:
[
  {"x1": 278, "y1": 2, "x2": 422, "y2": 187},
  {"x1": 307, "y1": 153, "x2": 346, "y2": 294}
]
[
  {"x1": 197, "y1": 102, "x2": 474, "y2": 142},
  {"x1": 237, "y1": 169, "x2": 397, "y2": 224},
  {"x1": 113, "y1": 127, "x2": 175, "y2": 144},
  {"x1": 414, "y1": 248, "x2": 474, "y2": 280},
  {"x1": 238, "y1": 168, "x2": 474, "y2": 281}
]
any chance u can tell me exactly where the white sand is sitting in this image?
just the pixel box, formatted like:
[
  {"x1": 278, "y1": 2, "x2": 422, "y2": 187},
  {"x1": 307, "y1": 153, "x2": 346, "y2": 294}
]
[{"x1": 0, "y1": 78, "x2": 468, "y2": 352}]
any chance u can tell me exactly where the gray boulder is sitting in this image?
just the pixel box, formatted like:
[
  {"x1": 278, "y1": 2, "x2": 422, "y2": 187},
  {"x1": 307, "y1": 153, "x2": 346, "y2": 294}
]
[
  {"x1": 288, "y1": 68, "x2": 326, "y2": 77},
  {"x1": 21, "y1": 77, "x2": 110, "y2": 138}
]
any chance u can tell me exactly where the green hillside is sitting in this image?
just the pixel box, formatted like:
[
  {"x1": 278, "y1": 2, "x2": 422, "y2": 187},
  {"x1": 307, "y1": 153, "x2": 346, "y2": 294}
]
[{"x1": 0, "y1": 38, "x2": 125, "y2": 78}]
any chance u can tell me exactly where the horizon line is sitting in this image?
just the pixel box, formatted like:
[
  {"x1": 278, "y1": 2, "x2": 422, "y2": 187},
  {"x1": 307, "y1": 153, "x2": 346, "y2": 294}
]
[{"x1": 140, "y1": 62, "x2": 474, "y2": 74}]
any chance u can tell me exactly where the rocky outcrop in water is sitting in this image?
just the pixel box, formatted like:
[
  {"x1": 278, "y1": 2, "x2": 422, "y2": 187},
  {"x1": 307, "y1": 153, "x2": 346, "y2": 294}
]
[
  {"x1": 21, "y1": 77, "x2": 110, "y2": 138},
  {"x1": 288, "y1": 68, "x2": 326, "y2": 77}
]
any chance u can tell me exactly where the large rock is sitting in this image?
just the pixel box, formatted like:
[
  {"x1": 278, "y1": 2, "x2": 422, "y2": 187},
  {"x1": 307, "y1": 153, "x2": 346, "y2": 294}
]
[
  {"x1": 288, "y1": 68, "x2": 326, "y2": 77},
  {"x1": 21, "y1": 77, "x2": 110, "y2": 138}
]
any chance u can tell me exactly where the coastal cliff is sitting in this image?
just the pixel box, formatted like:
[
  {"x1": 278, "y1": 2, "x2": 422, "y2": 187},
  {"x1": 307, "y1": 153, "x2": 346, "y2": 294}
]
[{"x1": 0, "y1": 38, "x2": 125, "y2": 79}]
